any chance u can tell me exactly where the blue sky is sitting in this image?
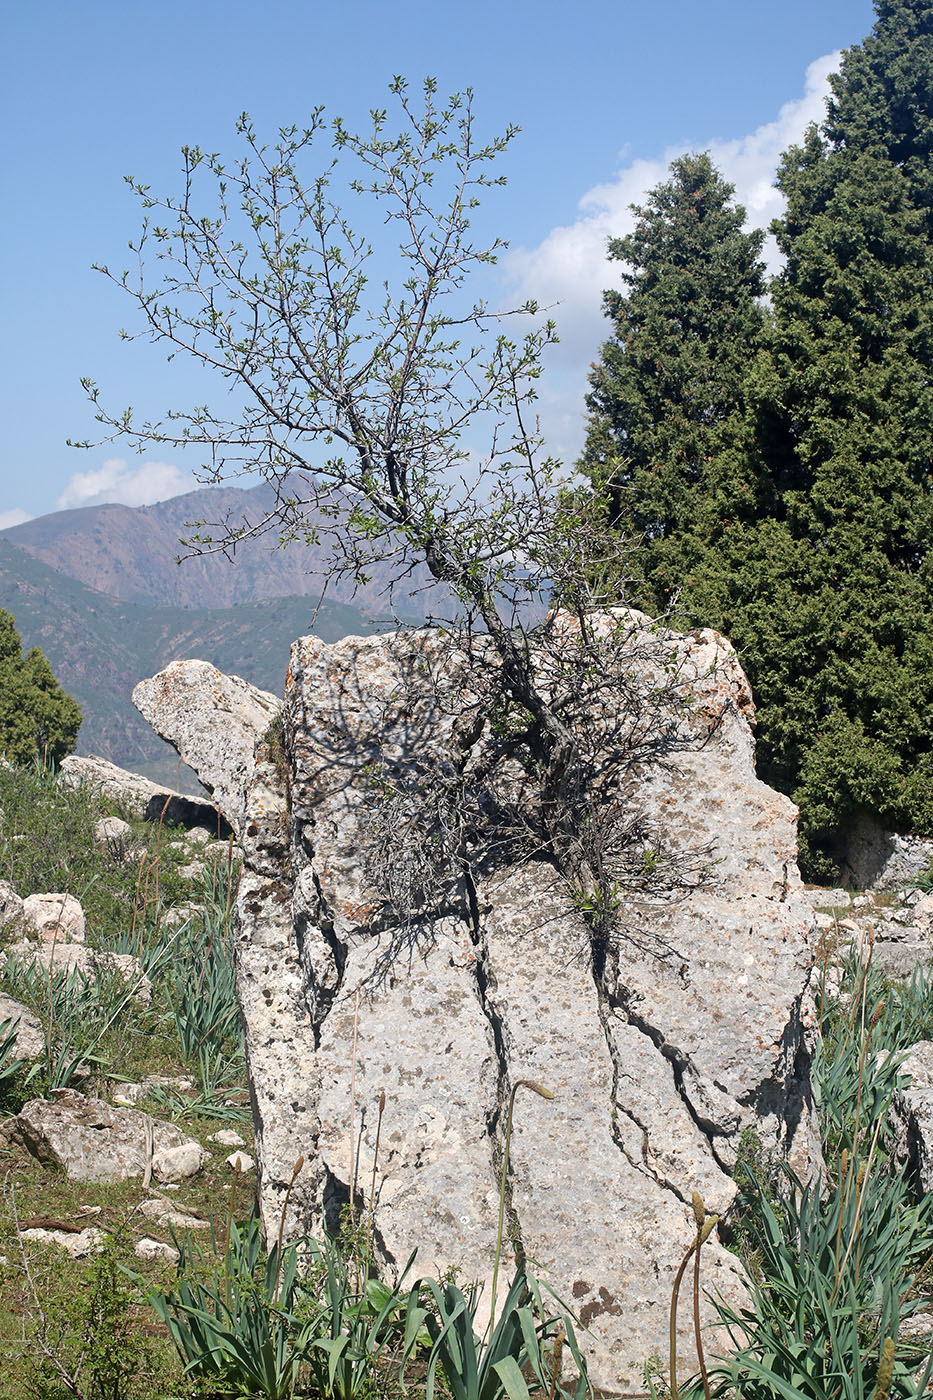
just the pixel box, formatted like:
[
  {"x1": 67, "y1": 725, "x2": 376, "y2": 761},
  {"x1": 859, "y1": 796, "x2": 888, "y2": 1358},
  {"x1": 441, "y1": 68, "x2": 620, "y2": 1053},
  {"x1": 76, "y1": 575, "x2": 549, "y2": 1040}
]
[{"x1": 1, "y1": 0, "x2": 876, "y2": 526}]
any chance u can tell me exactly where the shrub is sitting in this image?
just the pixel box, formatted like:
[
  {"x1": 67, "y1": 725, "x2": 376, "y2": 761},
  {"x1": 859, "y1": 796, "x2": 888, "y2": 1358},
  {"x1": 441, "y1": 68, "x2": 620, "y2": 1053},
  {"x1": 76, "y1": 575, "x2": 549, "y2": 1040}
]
[{"x1": 16, "y1": 1227, "x2": 163, "y2": 1400}]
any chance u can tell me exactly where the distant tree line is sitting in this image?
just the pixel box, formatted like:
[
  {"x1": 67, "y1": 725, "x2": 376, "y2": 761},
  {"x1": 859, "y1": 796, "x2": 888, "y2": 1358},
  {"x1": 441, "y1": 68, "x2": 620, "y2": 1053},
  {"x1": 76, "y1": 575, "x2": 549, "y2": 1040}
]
[{"x1": 579, "y1": 0, "x2": 933, "y2": 879}]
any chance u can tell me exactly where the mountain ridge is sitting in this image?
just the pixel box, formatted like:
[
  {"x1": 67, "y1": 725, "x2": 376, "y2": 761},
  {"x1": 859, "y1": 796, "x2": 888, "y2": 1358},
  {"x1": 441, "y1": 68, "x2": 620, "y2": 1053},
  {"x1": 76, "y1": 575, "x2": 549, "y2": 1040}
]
[{"x1": 1, "y1": 479, "x2": 446, "y2": 619}]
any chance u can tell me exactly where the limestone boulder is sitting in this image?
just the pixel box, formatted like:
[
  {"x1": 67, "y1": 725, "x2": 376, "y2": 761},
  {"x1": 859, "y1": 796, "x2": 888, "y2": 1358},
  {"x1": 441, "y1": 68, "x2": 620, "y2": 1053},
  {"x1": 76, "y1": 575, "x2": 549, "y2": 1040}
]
[
  {"x1": 235, "y1": 616, "x2": 820, "y2": 1391},
  {"x1": 4, "y1": 1089, "x2": 208, "y2": 1182},
  {"x1": 135, "y1": 1237, "x2": 179, "y2": 1264},
  {"x1": 841, "y1": 816, "x2": 933, "y2": 890},
  {"x1": 20, "y1": 1226, "x2": 104, "y2": 1258},
  {"x1": 93, "y1": 816, "x2": 131, "y2": 850},
  {"x1": 22, "y1": 893, "x2": 85, "y2": 944},
  {"x1": 137, "y1": 1196, "x2": 210, "y2": 1230},
  {"x1": 59, "y1": 753, "x2": 223, "y2": 830},
  {"x1": 0, "y1": 993, "x2": 45, "y2": 1058},
  {"x1": 1, "y1": 942, "x2": 151, "y2": 1005},
  {"x1": 133, "y1": 661, "x2": 280, "y2": 834}
]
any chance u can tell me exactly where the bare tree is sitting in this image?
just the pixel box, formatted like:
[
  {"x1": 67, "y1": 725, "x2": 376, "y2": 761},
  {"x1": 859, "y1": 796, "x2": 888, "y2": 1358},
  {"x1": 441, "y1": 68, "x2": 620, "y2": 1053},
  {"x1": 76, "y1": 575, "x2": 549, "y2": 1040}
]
[{"x1": 78, "y1": 78, "x2": 720, "y2": 963}]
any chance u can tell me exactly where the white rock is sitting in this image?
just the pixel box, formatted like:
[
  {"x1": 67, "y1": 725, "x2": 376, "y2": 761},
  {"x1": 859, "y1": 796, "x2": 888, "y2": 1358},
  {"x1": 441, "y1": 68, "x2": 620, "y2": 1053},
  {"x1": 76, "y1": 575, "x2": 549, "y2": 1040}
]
[
  {"x1": 113, "y1": 1074, "x2": 195, "y2": 1106},
  {"x1": 22, "y1": 893, "x2": 85, "y2": 944},
  {"x1": 890, "y1": 1041, "x2": 933, "y2": 1192},
  {"x1": 209, "y1": 1129, "x2": 246, "y2": 1147},
  {"x1": 0, "y1": 881, "x2": 24, "y2": 932},
  {"x1": 134, "y1": 1236, "x2": 180, "y2": 1263},
  {"x1": 160, "y1": 903, "x2": 204, "y2": 929},
  {"x1": 152, "y1": 1142, "x2": 209, "y2": 1181},
  {"x1": 6, "y1": 1090, "x2": 204, "y2": 1183},
  {"x1": 914, "y1": 891, "x2": 933, "y2": 925},
  {"x1": 802, "y1": 887, "x2": 851, "y2": 909},
  {"x1": 59, "y1": 753, "x2": 220, "y2": 829},
  {"x1": 20, "y1": 1227, "x2": 104, "y2": 1258},
  {"x1": 133, "y1": 661, "x2": 280, "y2": 835},
  {"x1": 0, "y1": 993, "x2": 45, "y2": 1058},
  {"x1": 93, "y1": 816, "x2": 131, "y2": 849},
  {"x1": 137, "y1": 1198, "x2": 210, "y2": 1229},
  {"x1": 225, "y1": 1151, "x2": 255, "y2": 1173},
  {"x1": 237, "y1": 618, "x2": 820, "y2": 1392},
  {"x1": 1, "y1": 942, "x2": 151, "y2": 1004}
]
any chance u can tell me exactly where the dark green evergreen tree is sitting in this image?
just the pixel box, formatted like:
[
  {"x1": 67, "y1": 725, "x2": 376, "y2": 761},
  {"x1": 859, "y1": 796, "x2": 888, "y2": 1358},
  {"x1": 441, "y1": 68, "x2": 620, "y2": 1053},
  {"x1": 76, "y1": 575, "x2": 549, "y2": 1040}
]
[
  {"x1": 581, "y1": 2, "x2": 933, "y2": 879},
  {"x1": 578, "y1": 152, "x2": 768, "y2": 614},
  {"x1": 0, "y1": 610, "x2": 82, "y2": 766},
  {"x1": 747, "y1": 0, "x2": 933, "y2": 876}
]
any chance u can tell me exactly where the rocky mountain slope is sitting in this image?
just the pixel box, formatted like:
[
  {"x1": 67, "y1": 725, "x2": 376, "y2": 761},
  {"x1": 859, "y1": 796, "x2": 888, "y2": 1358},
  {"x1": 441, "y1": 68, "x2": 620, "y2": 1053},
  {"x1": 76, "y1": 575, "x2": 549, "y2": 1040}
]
[{"x1": 0, "y1": 478, "x2": 448, "y2": 618}]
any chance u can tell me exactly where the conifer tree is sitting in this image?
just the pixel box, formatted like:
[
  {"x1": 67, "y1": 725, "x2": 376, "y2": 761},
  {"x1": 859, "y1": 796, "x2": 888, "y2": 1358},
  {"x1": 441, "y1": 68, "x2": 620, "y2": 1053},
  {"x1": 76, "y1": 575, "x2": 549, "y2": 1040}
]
[
  {"x1": 581, "y1": 3, "x2": 933, "y2": 878},
  {"x1": 748, "y1": 0, "x2": 933, "y2": 876},
  {"x1": 578, "y1": 152, "x2": 768, "y2": 615},
  {"x1": 0, "y1": 610, "x2": 82, "y2": 767}
]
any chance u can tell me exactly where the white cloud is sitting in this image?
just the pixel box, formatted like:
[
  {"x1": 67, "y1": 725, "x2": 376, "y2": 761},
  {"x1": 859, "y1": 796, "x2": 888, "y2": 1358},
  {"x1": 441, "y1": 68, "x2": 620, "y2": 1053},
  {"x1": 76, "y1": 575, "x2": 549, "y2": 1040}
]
[
  {"x1": 502, "y1": 53, "x2": 839, "y2": 467},
  {"x1": 56, "y1": 458, "x2": 196, "y2": 511},
  {"x1": 0, "y1": 508, "x2": 33, "y2": 531}
]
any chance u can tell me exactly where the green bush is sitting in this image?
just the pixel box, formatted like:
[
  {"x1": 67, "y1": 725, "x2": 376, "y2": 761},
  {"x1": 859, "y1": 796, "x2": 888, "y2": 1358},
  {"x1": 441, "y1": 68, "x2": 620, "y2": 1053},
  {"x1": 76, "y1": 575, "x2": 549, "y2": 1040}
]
[{"x1": 16, "y1": 1228, "x2": 164, "y2": 1400}]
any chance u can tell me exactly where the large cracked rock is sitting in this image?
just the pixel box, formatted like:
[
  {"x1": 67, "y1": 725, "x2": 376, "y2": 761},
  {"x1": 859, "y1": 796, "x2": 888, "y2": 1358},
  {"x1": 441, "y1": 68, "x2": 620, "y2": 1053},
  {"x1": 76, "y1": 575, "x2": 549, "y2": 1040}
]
[
  {"x1": 228, "y1": 616, "x2": 819, "y2": 1391},
  {"x1": 133, "y1": 662, "x2": 279, "y2": 834}
]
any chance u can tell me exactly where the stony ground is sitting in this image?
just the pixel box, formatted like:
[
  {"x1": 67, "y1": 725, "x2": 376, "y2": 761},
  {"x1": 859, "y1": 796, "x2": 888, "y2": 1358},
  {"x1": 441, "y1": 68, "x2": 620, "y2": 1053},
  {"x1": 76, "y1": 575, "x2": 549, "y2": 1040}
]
[{"x1": 0, "y1": 760, "x2": 259, "y2": 1396}]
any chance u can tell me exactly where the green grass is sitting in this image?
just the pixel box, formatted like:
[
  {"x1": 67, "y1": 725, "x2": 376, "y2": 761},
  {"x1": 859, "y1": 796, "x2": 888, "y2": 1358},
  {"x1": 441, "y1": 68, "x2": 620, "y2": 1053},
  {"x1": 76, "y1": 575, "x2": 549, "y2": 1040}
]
[
  {"x1": 0, "y1": 761, "x2": 256, "y2": 1397},
  {"x1": 0, "y1": 760, "x2": 211, "y2": 941}
]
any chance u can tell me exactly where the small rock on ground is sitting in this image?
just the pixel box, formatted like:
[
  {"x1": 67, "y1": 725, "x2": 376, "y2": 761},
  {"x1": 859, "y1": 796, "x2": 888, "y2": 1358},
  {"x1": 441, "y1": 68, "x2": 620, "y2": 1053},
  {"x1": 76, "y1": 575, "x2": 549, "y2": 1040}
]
[
  {"x1": 0, "y1": 881, "x2": 24, "y2": 932},
  {"x1": 153, "y1": 1142, "x2": 210, "y2": 1182},
  {"x1": 225, "y1": 1151, "x2": 255, "y2": 1173},
  {"x1": 137, "y1": 1197, "x2": 210, "y2": 1230},
  {"x1": 134, "y1": 1236, "x2": 180, "y2": 1263},
  {"x1": 22, "y1": 893, "x2": 85, "y2": 943},
  {"x1": 93, "y1": 816, "x2": 131, "y2": 849},
  {"x1": 209, "y1": 1128, "x2": 246, "y2": 1147},
  {"x1": 0, "y1": 993, "x2": 45, "y2": 1058},
  {"x1": 112, "y1": 1074, "x2": 195, "y2": 1107}
]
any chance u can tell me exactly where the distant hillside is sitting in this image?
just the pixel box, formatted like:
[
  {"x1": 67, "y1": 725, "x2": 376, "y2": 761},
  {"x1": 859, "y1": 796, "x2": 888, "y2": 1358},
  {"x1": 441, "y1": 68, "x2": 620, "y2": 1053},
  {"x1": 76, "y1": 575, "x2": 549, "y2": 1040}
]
[
  {"x1": 0, "y1": 538, "x2": 401, "y2": 790},
  {"x1": 1, "y1": 478, "x2": 449, "y2": 618}
]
